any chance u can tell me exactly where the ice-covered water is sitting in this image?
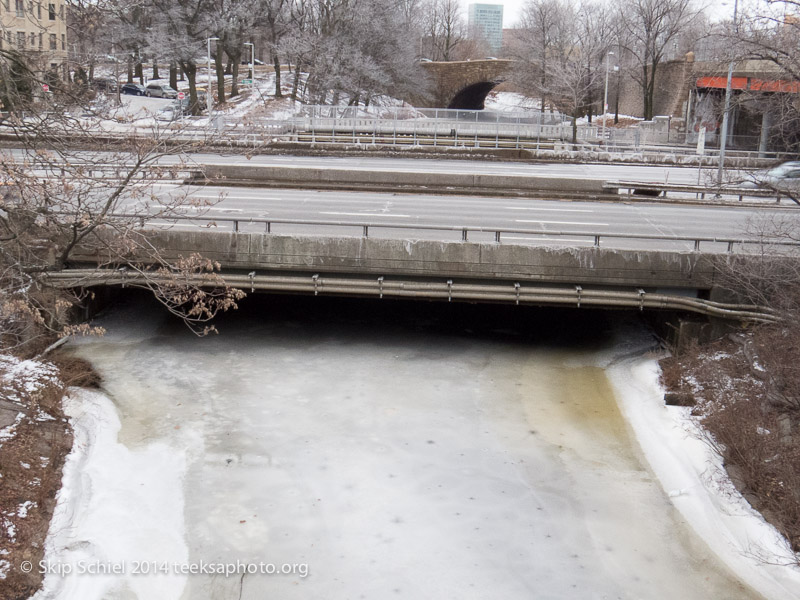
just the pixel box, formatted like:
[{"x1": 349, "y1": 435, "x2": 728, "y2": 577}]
[{"x1": 55, "y1": 296, "x2": 759, "y2": 600}]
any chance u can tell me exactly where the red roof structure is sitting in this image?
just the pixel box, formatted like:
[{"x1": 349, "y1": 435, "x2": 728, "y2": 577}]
[{"x1": 696, "y1": 76, "x2": 800, "y2": 93}]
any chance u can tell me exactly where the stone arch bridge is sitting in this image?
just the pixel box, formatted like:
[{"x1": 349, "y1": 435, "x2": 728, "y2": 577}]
[{"x1": 418, "y1": 59, "x2": 513, "y2": 110}]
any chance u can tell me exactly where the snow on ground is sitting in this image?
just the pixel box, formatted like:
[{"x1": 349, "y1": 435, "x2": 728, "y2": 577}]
[
  {"x1": 0, "y1": 355, "x2": 60, "y2": 404},
  {"x1": 33, "y1": 389, "x2": 191, "y2": 600},
  {"x1": 484, "y1": 91, "x2": 543, "y2": 113},
  {"x1": 607, "y1": 357, "x2": 800, "y2": 600},
  {"x1": 0, "y1": 355, "x2": 63, "y2": 587}
]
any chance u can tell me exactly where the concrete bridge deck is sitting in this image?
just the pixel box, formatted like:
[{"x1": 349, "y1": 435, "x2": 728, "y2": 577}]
[{"x1": 50, "y1": 229, "x2": 779, "y2": 323}]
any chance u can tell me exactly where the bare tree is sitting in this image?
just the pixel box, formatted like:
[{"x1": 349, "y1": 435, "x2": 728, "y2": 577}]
[
  {"x1": 0, "y1": 70, "x2": 244, "y2": 349},
  {"x1": 546, "y1": 28, "x2": 602, "y2": 142},
  {"x1": 421, "y1": 0, "x2": 465, "y2": 61},
  {"x1": 262, "y1": 0, "x2": 291, "y2": 98},
  {"x1": 616, "y1": 0, "x2": 702, "y2": 120},
  {"x1": 574, "y1": 0, "x2": 613, "y2": 122},
  {"x1": 509, "y1": 0, "x2": 574, "y2": 112},
  {"x1": 278, "y1": 0, "x2": 422, "y2": 106},
  {"x1": 117, "y1": 0, "x2": 215, "y2": 115},
  {"x1": 66, "y1": 0, "x2": 113, "y2": 83}
]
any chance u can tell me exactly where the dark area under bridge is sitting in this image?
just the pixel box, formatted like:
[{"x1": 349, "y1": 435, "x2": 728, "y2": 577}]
[
  {"x1": 447, "y1": 81, "x2": 499, "y2": 110},
  {"x1": 417, "y1": 59, "x2": 512, "y2": 109}
]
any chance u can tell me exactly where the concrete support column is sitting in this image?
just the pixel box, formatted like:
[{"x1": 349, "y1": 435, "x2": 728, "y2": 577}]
[
  {"x1": 684, "y1": 89, "x2": 694, "y2": 144},
  {"x1": 758, "y1": 110, "x2": 771, "y2": 158}
]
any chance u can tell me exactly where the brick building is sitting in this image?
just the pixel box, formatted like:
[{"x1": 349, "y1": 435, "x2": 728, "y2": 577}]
[{"x1": 0, "y1": 0, "x2": 68, "y2": 80}]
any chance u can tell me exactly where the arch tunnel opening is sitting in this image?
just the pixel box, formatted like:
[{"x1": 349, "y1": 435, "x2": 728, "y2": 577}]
[{"x1": 447, "y1": 81, "x2": 499, "y2": 110}]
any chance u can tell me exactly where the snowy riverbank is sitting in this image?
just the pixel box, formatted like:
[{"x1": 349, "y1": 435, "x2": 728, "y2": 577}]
[
  {"x1": 608, "y1": 357, "x2": 800, "y2": 600},
  {"x1": 33, "y1": 390, "x2": 189, "y2": 600}
]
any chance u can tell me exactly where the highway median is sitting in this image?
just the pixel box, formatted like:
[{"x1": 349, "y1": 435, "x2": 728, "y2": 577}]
[{"x1": 186, "y1": 164, "x2": 614, "y2": 200}]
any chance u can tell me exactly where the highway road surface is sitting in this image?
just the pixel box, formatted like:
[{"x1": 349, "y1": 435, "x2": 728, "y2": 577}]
[
  {"x1": 5, "y1": 145, "x2": 789, "y2": 250},
  {"x1": 136, "y1": 183, "x2": 800, "y2": 253},
  {"x1": 176, "y1": 153, "x2": 719, "y2": 186},
  {"x1": 2, "y1": 147, "x2": 724, "y2": 186}
]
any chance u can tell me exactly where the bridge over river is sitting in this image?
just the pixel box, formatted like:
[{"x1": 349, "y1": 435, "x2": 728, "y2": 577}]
[{"x1": 39, "y1": 160, "x2": 800, "y2": 342}]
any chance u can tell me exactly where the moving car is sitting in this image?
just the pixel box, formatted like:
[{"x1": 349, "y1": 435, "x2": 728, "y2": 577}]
[
  {"x1": 121, "y1": 83, "x2": 146, "y2": 96},
  {"x1": 145, "y1": 83, "x2": 178, "y2": 99},
  {"x1": 156, "y1": 104, "x2": 183, "y2": 122},
  {"x1": 742, "y1": 161, "x2": 800, "y2": 191}
]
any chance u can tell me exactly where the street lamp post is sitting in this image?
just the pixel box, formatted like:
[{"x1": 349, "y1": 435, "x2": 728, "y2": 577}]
[
  {"x1": 114, "y1": 54, "x2": 121, "y2": 106},
  {"x1": 717, "y1": 0, "x2": 739, "y2": 184},
  {"x1": 207, "y1": 36, "x2": 219, "y2": 116},
  {"x1": 602, "y1": 51, "x2": 614, "y2": 145},
  {"x1": 111, "y1": 34, "x2": 121, "y2": 106},
  {"x1": 244, "y1": 42, "x2": 254, "y2": 81}
]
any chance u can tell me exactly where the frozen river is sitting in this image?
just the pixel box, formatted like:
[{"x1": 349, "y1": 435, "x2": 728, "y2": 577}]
[{"x1": 40, "y1": 295, "x2": 766, "y2": 600}]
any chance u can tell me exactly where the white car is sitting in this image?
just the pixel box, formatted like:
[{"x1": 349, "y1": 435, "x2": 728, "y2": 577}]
[
  {"x1": 145, "y1": 83, "x2": 178, "y2": 99},
  {"x1": 741, "y1": 161, "x2": 800, "y2": 192},
  {"x1": 156, "y1": 104, "x2": 183, "y2": 121}
]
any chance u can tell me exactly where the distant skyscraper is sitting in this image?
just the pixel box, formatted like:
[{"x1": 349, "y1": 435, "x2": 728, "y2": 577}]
[{"x1": 468, "y1": 3, "x2": 504, "y2": 55}]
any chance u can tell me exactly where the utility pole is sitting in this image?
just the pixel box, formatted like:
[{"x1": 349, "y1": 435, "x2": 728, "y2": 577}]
[
  {"x1": 207, "y1": 37, "x2": 220, "y2": 117},
  {"x1": 602, "y1": 51, "x2": 614, "y2": 145},
  {"x1": 717, "y1": 0, "x2": 739, "y2": 185},
  {"x1": 112, "y1": 35, "x2": 120, "y2": 106}
]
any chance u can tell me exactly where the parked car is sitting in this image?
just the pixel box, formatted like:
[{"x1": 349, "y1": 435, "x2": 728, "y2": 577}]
[
  {"x1": 741, "y1": 161, "x2": 800, "y2": 191},
  {"x1": 121, "y1": 83, "x2": 146, "y2": 96},
  {"x1": 145, "y1": 83, "x2": 178, "y2": 99},
  {"x1": 92, "y1": 78, "x2": 118, "y2": 93}
]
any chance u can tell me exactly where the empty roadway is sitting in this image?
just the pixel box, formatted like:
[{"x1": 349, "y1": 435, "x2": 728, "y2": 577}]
[
  {"x1": 134, "y1": 183, "x2": 800, "y2": 252},
  {"x1": 178, "y1": 154, "x2": 717, "y2": 185},
  {"x1": 2, "y1": 147, "x2": 723, "y2": 185}
]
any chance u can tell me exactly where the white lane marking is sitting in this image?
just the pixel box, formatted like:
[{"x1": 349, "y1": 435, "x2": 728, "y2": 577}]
[
  {"x1": 503, "y1": 236, "x2": 591, "y2": 243},
  {"x1": 504, "y1": 206, "x2": 593, "y2": 212},
  {"x1": 177, "y1": 206, "x2": 246, "y2": 213},
  {"x1": 188, "y1": 193, "x2": 282, "y2": 200},
  {"x1": 320, "y1": 211, "x2": 411, "y2": 218},
  {"x1": 514, "y1": 219, "x2": 609, "y2": 227}
]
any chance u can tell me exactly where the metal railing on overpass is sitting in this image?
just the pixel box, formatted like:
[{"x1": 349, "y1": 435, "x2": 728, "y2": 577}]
[
  {"x1": 3, "y1": 106, "x2": 793, "y2": 163},
  {"x1": 280, "y1": 105, "x2": 592, "y2": 148},
  {"x1": 116, "y1": 212, "x2": 800, "y2": 254}
]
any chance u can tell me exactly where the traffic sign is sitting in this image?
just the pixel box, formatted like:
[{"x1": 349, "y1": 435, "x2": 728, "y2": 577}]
[
  {"x1": 241, "y1": 79, "x2": 253, "y2": 85},
  {"x1": 42, "y1": 83, "x2": 49, "y2": 92},
  {"x1": 177, "y1": 92, "x2": 185, "y2": 100}
]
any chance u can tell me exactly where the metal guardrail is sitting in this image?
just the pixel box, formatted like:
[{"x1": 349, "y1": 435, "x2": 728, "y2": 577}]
[
  {"x1": 43, "y1": 269, "x2": 779, "y2": 323},
  {"x1": 50, "y1": 163, "x2": 194, "y2": 180},
  {"x1": 113, "y1": 212, "x2": 800, "y2": 253},
  {"x1": 3, "y1": 107, "x2": 794, "y2": 163},
  {"x1": 605, "y1": 180, "x2": 797, "y2": 204}
]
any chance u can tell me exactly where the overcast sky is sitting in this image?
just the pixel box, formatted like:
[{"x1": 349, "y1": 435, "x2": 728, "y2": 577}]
[{"x1": 457, "y1": 0, "x2": 731, "y2": 28}]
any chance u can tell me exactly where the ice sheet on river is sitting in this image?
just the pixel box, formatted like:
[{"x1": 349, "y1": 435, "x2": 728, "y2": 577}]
[{"x1": 34, "y1": 305, "x2": 796, "y2": 599}]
